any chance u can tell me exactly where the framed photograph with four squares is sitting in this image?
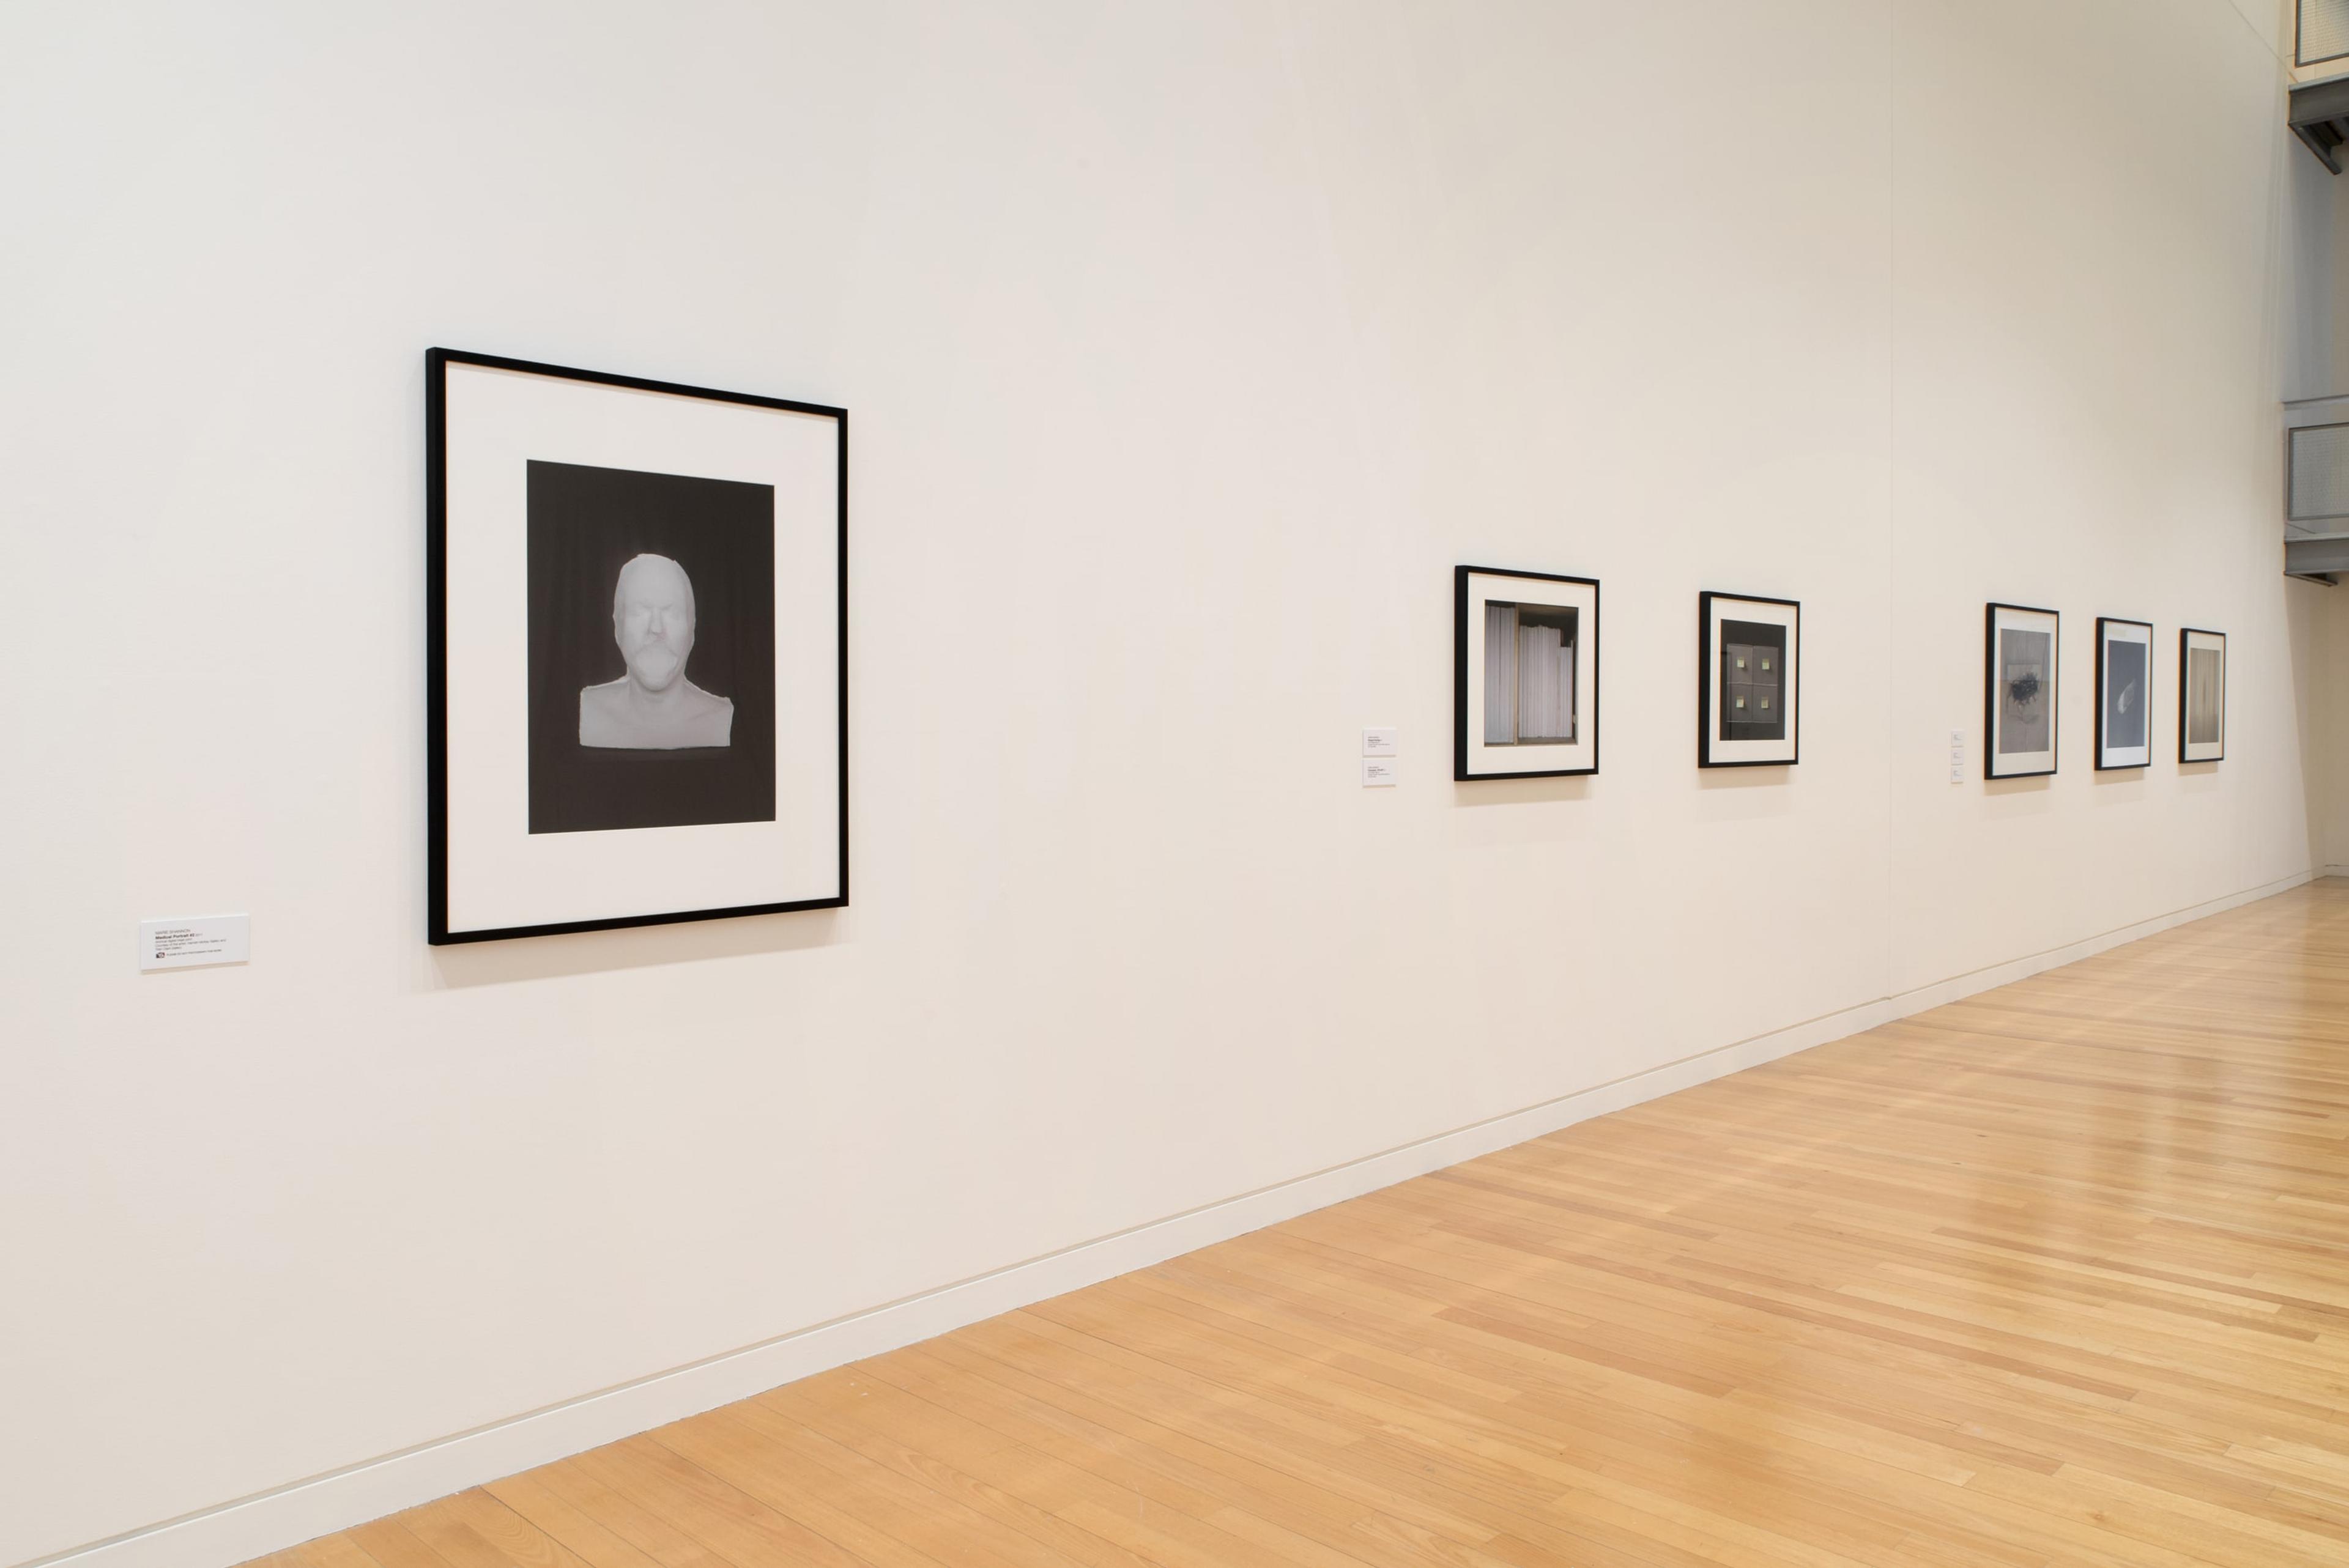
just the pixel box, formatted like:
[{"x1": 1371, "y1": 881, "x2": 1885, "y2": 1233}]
[
  {"x1": 1698, "y1": 592, "x2": 1798, "y2": 767},
  {"x1": 2179, "y1": 627, "x2": 2226, "y2": 763},
  {"x1": 428, "y1": 348, "x2": 847, "y2": 944},
  {"x1": 1985, "y1": 602, "x2": 2058, "y2": 778},
  {"x1": 1455, "y1": 565, "x2": 1599, "y2": 779}
]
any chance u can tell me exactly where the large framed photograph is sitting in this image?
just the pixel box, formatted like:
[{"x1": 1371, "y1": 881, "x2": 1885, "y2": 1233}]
[
  {"x1": 1984, "y1": 602, "x2": 2058, "y2": 778},
  {"x1": 1455, "y1": 566, "x2": 1598, "y2": 779},
  {"x1": 428, "y1": 349, "x2": 846, "y2": 943},
  {"x1": 2179, "y1": 627, "x2": 2226, "y2": 763},
  {"x1": 2094, "y1": 616, "x2": 2153, "y2": 770},
  {"x1": 1697, "y1": 591, "x2": 1798, "y2": 767}
]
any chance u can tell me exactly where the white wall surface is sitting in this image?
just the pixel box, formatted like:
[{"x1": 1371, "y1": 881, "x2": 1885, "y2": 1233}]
[
  {"x1": 0, "y1": 3, "x2": 2330, "y2": 1564},
  {"x1": 1888, "y1": 0, "x2": 2328, "y2": 987}
]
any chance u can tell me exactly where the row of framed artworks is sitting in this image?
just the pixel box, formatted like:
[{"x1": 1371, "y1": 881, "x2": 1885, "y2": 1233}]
[
  {"x1": 1987, "y1": 604, "x2": 2227, "y2": 777},
  {"x1": 1454, "y1": 566, "x2": 2228, "y2": 782},
  {"x1": 1455, "y1": 566, "x2": 1800, "y2": 779},
  {"x1": 419, "y1": 338, "x2": 2228, "y2": 945}
]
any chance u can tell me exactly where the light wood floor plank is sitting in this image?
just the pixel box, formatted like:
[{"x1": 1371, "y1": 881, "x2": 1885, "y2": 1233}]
[{"x1": 248, "y1": 881, "x2": 2349, "y2": 1566}]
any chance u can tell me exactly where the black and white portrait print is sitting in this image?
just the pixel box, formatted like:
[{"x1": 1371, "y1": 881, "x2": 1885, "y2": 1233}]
[
  {"x1": 581, "y1": 552, "x2": 735, "y2": 751},
  {"x1": 431, "y1": 349, "x2": 845, "y2": 943},
  {"x1": 526, "y1": 459, "x2": 777, "y2": 834}
]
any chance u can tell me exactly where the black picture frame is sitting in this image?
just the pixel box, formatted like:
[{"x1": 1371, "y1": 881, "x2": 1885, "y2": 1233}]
[
  {"x1": 2178, "y1": 626, "x2": 2227, "y2": 764},
  {"x1": 2092, "y1": 615, "x2": 2154, "y2": 771},
  {"x1": 427, "y1": 347, "x2": 848, "y2": 944},
  {"x1": 1984, "y1": 601, "x2": 2060, "y2": 780},
  {"x1": 1454, "y1": 564, "x2": 1601, "y2": 780},
  {"x1": 1696, "y1": 591, "x2": 1800, "y2": 768}
]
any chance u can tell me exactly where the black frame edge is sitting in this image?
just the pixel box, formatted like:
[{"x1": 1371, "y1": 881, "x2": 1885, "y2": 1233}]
[
  {"x1": 426, "y1": 347, "x2": 850, "y2": 945},
  {"x1": 429, "y1": 346, "x2": 847, "y2": 421},
  {"x1": 2091, "y1": 615, "x2": 2153, "y2": 771},
  {"x1": 426, "y1": 349, "x2": 451, "y2": 943},
  {"x1": 1453, "y1": 568, "x2": 1471, "y2": 782},
  {"x1": 1696, "y1": 590, "x2": 1800, "y2": 769},
  {"x1": 1453, "y1": 563, "x2": 1601, "y2": 780},
  {"x1": 2178, "y1": 626, "x2": 2227, "y2": 764},
  {"x1": 1984, "y1": 601, "x2": 2060, "y2": 780}
]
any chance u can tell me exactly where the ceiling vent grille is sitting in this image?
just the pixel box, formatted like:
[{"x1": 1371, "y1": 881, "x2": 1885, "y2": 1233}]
[{"x1": 2303, "y1": 0, "x2": 2349, "y2": 67}]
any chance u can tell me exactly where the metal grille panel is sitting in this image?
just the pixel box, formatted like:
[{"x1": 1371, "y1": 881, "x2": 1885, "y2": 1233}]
[
  {"x1": 2290, "y1": 422, "x2": 2349, "y2": 521},
  {"x1": 2303, "y1": 0, "x2": 2349, "y2": 65}
]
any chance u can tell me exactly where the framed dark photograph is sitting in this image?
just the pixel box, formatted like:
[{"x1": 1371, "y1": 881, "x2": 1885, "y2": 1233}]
[
  {"x1": 1984, "y1": 602, "x2": 2058, "y2": 778},
  {"x1": 2093, "y1": 616, "x2": 2153, "y2": 770},
  {"x1": 2179, "y1": 627, "x2": 2226, "y2": 763},
  {"x1": 1455, "y1": 566, "x2": 1599, "y2": 779},
  {"x1": 1698, "y1": 591, "x2": 1798, "y2": 767},
  {"x1": 428, "y1": 349, "x2": 846, "y2": 943}
]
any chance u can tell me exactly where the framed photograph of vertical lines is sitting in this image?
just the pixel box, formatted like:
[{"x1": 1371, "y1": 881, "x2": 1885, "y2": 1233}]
[
  {"x1": 2179, "y1": 627, "x2": 2226, "y2": 763},
  {"x1": 1455, "y1": 565, "x2": 1600, "y2": 779},
  {"x1": 1698, "y1": 592, "x2": 1798, "y2": 767},
  {"x1": 2094, "y1": 616, "x2": 2153, "y2": 770},
  {"x1": 1984, "y1": 602, "x2": 2058, "y2": 778}
]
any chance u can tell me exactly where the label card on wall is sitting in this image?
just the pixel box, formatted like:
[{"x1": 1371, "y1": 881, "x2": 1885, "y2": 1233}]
[
  {"x1": 138, "y1": 915, "x2": 250, "y2": 972},
  {"x1": 1360, "y1": 758, "x2": 1398, "y2": 786}
]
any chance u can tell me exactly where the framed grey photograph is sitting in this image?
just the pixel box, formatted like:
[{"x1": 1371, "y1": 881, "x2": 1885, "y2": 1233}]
[
  {"x1": 1455, "y1": 566, "x2": 1599, "y2": 779},
  {"x1": 2179, "y1": 627, "x2": 2226, "y2": 763},
  {"x1": 1984, "y1": 602, "x2": 2058, "y2": 778},
  {"x1": 2094, "y1": 616, "x2": 2153, "y2": 770},
  {"x1": 428, "y1": 349, "x2": 847, "y2": 943},
  {"x1": 1698, "y1": 592, "x2": 1798, "y2": 767}
]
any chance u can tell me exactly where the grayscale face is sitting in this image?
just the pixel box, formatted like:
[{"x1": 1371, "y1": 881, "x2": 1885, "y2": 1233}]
[{"x1": 612, "y1": 554, "x2": 696, "y2": 692}]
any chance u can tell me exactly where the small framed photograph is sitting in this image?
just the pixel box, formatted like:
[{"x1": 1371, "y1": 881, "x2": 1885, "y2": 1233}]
[
  {"x1": 2093, "y1": 616, "x2": 2153, "y2": 770},
  {"x1": 2179, "y1": 627, "x2": 2226, "y2": 763},
  {"x1": 1455, "y1": 566, "x2": 1598, "y2": 779},
  {"x1": 429, "y1": 349, "x2": 847, "y2": 943},
  {"x1": 1985, "y1": 602, "x2": 2058, "y2": 778},
  {"x1": 1697, "y1": 592, "x2": 1798, "y2": 767}
]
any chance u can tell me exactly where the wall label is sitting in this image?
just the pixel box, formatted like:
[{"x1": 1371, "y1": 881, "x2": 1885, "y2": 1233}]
[{"x1": 139, "y1": 915, "x2": 250, "y2": 972}]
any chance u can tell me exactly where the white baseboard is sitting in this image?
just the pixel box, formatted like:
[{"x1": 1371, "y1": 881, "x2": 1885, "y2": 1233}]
[
  {"x1": 24, "y1": 865, "x2": 2317, "y2": 1568},
  {"x1": 1884, "y1": 865, "x2": 2314, "y2": 1015}
]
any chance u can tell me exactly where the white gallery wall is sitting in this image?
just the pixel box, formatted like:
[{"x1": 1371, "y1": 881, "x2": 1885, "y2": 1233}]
[{"x1": 0, "y1": 2, "x2": 2334, "y2": 1564}]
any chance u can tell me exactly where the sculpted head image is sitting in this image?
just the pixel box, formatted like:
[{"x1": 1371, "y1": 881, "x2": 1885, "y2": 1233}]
[{"x1": 579, "y1": 553, "x2": 735, "y2": 749}]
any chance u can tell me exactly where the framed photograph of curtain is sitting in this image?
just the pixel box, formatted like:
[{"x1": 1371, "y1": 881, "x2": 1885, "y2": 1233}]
[
  {"x1": 2179, "y1": 627, "x2": 2226, "y2": 763},
  {"x1": 428, "y1": 348, "x2": 847, "y2": 944},
  {"x1": 1454, "y1": 566, "x2": 1599, "y2": 779},
  {"x1": 2093, "y1": 616, "x2": 2153, "y2": 770},
  {"x1": 1984, "y1": 602, "x2": 2058, "y2": 778},
  {"x1": 1697, "y1": 592, "x2": 1798, "y2": 767}
]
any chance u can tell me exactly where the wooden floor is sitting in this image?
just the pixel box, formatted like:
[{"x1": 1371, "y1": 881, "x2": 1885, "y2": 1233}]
[{"x1": 261, "y1": 883, "x2": 2349, "y2": 1568}]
